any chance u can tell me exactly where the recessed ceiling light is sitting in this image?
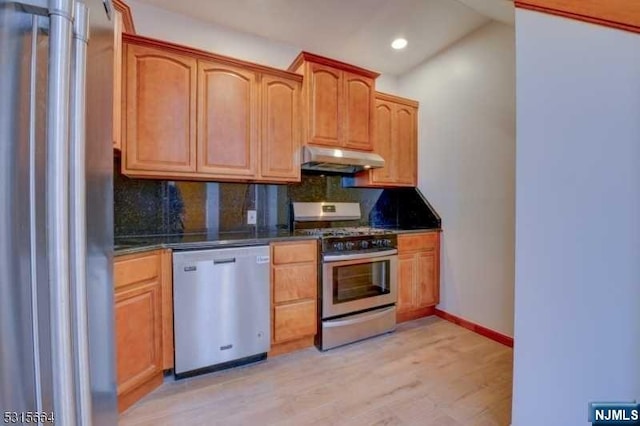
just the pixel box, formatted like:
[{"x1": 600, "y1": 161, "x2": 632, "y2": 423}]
[{"x1": 391, "y1": 38, "x2": 408, "y2": 50}]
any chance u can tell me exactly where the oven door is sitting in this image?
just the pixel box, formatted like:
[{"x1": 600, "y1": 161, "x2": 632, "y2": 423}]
[{"x1": 322, "y1": 250, "x2": 398, "y2": 319}]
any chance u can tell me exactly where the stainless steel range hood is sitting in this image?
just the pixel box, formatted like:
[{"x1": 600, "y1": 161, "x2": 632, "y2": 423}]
[{"x1": 301, "y1": 146, "x2": 385, "y2": 174}]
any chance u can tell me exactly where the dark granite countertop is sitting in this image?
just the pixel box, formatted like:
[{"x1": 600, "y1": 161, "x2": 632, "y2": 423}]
[
  {"x1": 114, "y1": 227, "x2": 442, "y2": 257},
  {"x1": 378, "y1": 227, "x2": 442, "y2": 235},
  {"x1": 114, "y1": 230, "x2": 320, "y2": 256}
]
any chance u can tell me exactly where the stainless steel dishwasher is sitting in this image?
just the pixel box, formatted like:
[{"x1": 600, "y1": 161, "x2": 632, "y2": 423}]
[{"x1": 173, "y1": 245, "x2": 271, "y2": 378}]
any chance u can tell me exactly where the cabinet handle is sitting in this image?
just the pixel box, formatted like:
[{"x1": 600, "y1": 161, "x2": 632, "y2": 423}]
[{"x1": 69, "y1": 4, "x2": 92, "y2": 425}]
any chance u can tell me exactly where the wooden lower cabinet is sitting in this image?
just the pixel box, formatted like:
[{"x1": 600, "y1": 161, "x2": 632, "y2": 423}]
[
  {"x1": 270, "y1": 240, "x2": 318, "y2": 355},
  {"x1": 397, "y1": 253, "x2": 417, "y2": 313},
  {"x1": 114, "y1": 249, "x2": 173, "y2": 413},
  {"x1": 396, "y1": 232, "x2": 441, "y2": 323}
]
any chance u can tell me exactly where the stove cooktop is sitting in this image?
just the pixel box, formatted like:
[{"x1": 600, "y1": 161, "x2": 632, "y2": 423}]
[{"x1": 294, "y1": 227, "x2": 398, "y2": 254}]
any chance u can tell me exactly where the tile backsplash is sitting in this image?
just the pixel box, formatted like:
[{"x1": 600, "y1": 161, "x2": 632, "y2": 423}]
[{"x1": 114, "y1": 159, "x2": 439, "y2": 237}]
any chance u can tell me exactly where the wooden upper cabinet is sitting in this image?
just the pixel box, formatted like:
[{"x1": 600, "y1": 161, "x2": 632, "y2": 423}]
[
  {"x1": 289, "y1": 52, "x2": 379, "y2": 152},
  {"x1": 260, "y1": 75, "x2": 301, "y2": 182},
  {"x1": 370, "y1": 99, "x2": 394, "y2": 185},
  {"x1": 343, "y1": 72, "x2": 374, "y2": 151},
  {"x1": 121, "y1": 35, "x2": 303, "y2": 183},
  {"x1": 307, "y1": 63, "x2": 342, "y2": 147},
  {"x1": 197, "y1": 61, "x2": 258, "y2": 177},
  {"x1": 346, "y1": 92, "x2": 418, "y2": 188},
  {"x1": 394, "y1": 104, "x2": 417, "y2": 186},
  {"x1": 123, "y1": 43, "x2": 197, "y2": 174},
  {"x1": 112, "y1": 9, "x2": 123, "y2": 150}
]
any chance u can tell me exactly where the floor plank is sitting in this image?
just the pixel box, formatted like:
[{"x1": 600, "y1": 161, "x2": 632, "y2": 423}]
[{"x1": 119, "y1": 317, "x2": 513, "y2": 426}]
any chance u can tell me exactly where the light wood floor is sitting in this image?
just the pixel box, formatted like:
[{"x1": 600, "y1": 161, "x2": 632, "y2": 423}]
[{"x1": 120, "y1": 317, "x2": 513, "y2": 426}]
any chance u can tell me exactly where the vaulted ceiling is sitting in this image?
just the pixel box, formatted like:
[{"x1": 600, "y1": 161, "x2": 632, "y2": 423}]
[{"x1": 132, "y1": 0, "x2": 514, "y2": 75}]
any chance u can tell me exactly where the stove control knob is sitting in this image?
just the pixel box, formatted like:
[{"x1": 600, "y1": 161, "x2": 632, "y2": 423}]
[
  {"x1": 345, "y1": 241, "x2": 356, "y2": 250},
  {"x1": 383, "y1": 239, "x2": 392, "y2": 247},
  {"x1": 333, "y1": 242, "x2": 344, "y2": 251},
  {"x1": 360, "y1": 241, "x2": 369, "y2": 249}
]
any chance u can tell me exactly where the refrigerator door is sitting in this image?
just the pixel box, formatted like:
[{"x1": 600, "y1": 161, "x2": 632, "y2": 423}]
[
  {"x1": 0, "y1": 0, "x2": 117, "y2": 424},
  {"x1": 0, "y1": 1, "x2": 50, "y2": 415}
]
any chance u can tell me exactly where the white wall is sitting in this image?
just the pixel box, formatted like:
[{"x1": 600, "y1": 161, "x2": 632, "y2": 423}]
[
  {"x1": 125, "y1": 0, "x2": 399, "y2": 93},
  {"x1": 127, "y1": 0, "x2": 298, "y2": 69},
  {"x1": 397, "y1": 22, "x2": 516, "y2": 336},
  {"x1": 512, "y1": 10, "x2": 640, "y2": 426}
]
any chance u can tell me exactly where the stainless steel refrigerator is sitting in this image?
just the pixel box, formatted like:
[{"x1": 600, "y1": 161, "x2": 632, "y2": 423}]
[{"x1": 0, "y1": 0, "x2": 117, "y2": 424}]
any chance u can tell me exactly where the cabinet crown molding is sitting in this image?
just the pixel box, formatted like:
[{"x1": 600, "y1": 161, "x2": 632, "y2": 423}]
[
  {"x1": 113, "y1": 0, "x2": 136, "y2": 34},
  {"x1": 123, "y1": 33, "x2": 303, "y2": 81},
  {"x1": 376, "y1": 91, "x2": 419, "y2": 108},
  {"x1": 515, "y1": 0, "x2": 640, "y2": 34},
  {"x1": 288, "y1": 51, "x2": 380, "y2": 79}
]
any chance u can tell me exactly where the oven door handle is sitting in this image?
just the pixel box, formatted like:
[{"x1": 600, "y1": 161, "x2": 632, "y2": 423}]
[
  {"x1": 323, "y1": 306, "x2": 396, "y2": 328},
  {"x1": 323, "y1": 249, "x2": 398, "y2": 262}
]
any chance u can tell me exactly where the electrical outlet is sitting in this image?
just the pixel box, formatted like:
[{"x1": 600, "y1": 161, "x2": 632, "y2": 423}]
[{"x1": 247, "y1": 210, "x2": 257, "y2": 225}]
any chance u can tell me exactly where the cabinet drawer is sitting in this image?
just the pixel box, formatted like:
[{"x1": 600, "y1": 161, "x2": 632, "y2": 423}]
[
  {"x1": 114, "y1": 251, "x2": 160, "y2": 289},
  {"x1": 272, "y1": 240, "x2": 317, "y2": 264},
  {"x1": 273, "y1": 263, "x2": 317, "y2": 304},
  {"x1": 273, "y1": 300, "x2": 317, "y2": 343},
  {"x1": 398, "y1": 232, "x2": 438, "y2": 253}
]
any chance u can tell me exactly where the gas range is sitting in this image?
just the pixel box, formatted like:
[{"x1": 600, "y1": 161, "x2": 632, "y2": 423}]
[{"x1": 292, "y1": 202, "x2": 398, "y2": 350}]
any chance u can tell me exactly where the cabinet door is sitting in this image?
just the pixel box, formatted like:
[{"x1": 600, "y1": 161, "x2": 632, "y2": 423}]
[
  {"x1": 307, "y1": 63, "x2": 342, "y2": 147},
  {"x1": 273, "y1": 300, "x2": 317, "y2": 343},
  {"x1": 397, "y1": 253, "x2": 416, "y2": 313},
  {"x1": 416, "y1": 251, "x2": 439, "y2": 307},
  {"x1": 394, "y1": 105, "x2": 417, "y2": 186},
  {"x1": 112, "y1": 10, "x2": 123, "y2": 150},
  {"x1": 114, "y1": 280, "x2": 162, "y2": 409},
  {"x1": 124, "y1": 44, "x2": 197, "y2": 173},
  {"x1": 260, "y1": 75, "x2": 301, "y2": 181},
  {"x1": 197, "y1": 61, "x2": 258, "y2": 177},
  {"x1": 370, "y1": 99, "x2": 394, "y2": 184},
  {"x1": 343, "y1": 71, "x2": 374, "y2": 151}
]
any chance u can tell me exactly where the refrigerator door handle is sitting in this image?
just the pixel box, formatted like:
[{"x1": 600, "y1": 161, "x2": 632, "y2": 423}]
[
  {"x1": 28, "y1": 13, "x2": 44, "y2": 418},
  {"x1": 46, "y1": 0, "x2": 77, "y2": 424},
  {"x1": 69, "y1": 3, "x2": 92, "y2": 425}
]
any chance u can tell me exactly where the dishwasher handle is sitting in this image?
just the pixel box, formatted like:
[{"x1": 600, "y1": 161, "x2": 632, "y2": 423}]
[{"x1": 213, "y1": 258, "x2": 236, "y2": 265}]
